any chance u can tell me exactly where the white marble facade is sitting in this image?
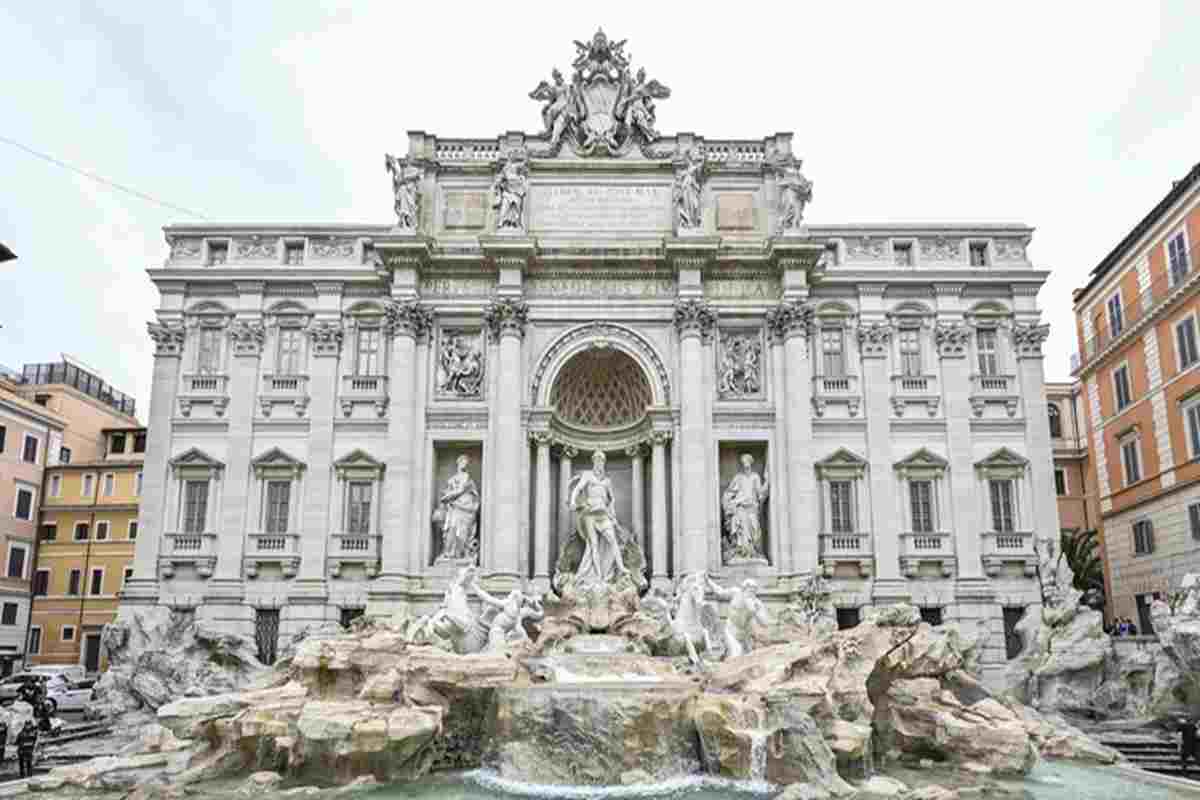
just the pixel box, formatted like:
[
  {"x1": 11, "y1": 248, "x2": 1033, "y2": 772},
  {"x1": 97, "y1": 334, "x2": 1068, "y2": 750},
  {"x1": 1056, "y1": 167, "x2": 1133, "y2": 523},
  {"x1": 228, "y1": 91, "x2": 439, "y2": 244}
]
[{"x1": 123, "y1": 33, "x2": 1054, "y2": 685}]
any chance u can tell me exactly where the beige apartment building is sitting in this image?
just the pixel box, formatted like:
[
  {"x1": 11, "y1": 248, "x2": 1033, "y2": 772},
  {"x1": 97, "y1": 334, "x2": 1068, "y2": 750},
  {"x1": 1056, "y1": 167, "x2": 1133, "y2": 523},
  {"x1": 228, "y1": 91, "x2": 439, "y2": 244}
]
[
  {"x1": 1046, "y1": 381, "x2": 1096, "y2": 539},
  {"x1": 1072, "y1": 161, "x2": 1200, "y2": 630}
]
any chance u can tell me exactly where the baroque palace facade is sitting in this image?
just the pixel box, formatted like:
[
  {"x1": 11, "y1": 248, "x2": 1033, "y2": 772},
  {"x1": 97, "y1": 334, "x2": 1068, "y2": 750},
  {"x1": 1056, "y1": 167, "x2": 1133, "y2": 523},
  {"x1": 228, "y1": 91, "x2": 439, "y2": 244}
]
[{"x1": 123, "y1": 32, "x2": 1055, "y2": 685}]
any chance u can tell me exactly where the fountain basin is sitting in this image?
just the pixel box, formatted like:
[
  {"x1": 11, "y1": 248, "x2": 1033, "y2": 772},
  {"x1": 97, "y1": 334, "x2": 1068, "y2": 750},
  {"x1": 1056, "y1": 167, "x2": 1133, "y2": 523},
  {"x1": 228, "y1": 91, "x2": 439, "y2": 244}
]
[{"x1": 486, "y1": 682, "x2": 702, "y2": 785}]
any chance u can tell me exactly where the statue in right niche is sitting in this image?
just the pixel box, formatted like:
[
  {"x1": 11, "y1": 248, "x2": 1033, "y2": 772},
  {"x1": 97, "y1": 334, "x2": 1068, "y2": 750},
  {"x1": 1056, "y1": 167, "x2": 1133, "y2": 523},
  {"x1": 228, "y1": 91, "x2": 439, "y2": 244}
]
[
  {"x1": 722, "y1": 453, "x2": 769, "y2": 562},
  {"x1": 434, "y1": 454, "x2": 480, "y2": 562}
]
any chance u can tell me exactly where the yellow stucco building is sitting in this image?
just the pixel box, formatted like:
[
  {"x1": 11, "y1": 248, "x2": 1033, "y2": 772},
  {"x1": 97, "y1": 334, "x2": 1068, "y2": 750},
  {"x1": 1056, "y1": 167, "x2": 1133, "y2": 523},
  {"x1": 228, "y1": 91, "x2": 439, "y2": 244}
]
[{"x1": 31, "y1": 426, "x2": 144, "y2": 672}]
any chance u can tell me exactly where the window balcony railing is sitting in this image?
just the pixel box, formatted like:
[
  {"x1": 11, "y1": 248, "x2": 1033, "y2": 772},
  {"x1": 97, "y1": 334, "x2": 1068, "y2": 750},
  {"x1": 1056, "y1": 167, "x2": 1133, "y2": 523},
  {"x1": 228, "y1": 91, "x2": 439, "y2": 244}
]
[
  {"x1": 811, "y1": 374, "x2": 861, "y2": 417},
  {"x1": 981, "y1": 529, "x2": 1037, "y2": 577},
  {"x1": 891, "y1": 374, "x2": 941, "y2": 417},
  {"x1": 245, "y1": 532, "x2": 300, "y2": 578},
  {"x1": 327, "y1": 532, "x2": 381, "y2": 578},
  {"x1": 160, "y1": 531, "x2": 217, "y2": 579},
  {"x1": 262, "y1": 374, "x2": 309, "y2": 395},
  {"x1": 340, "y1": 375, "x2": 388, "y2": 418},
  {"x1": 899, "y1": 531, "x2": 956, "y2": 578},
  {"x1": 183, "y1": 373, "x2": 229, "y2": 395},
  {"x1": 971, "y1": 374, "x2": 1014, "y2": 394},
  {"x1": 818, "y1": 532, "x2": 873, "y2": 577}
]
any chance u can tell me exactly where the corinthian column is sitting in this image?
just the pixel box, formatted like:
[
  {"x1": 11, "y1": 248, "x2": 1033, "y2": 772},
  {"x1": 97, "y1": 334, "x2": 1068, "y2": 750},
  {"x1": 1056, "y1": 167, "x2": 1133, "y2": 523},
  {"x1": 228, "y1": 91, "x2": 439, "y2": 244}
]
[
  {"x1": 372, "y1": 300, "x2": 431, "y2": 601},
  {"x1": 484, "y1": 298, "x2": 529, "y2": 581},
  {"x1": 767, "y1": 301, "x2": 815, "y2": 575},
  {"x1": 532, "y1": 432, "x2": 553, "y2": 592},
  {"x1": 650, "y1": 431, "x2": 671, "y2": 589},
  {"x1": 674, "y1": 299, "x2": 716, "y2": 574}
]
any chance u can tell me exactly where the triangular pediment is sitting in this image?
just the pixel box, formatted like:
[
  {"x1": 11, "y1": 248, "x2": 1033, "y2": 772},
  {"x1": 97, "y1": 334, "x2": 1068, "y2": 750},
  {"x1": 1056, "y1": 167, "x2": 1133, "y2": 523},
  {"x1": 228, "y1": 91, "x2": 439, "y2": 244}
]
[
  {"x1": 333, "y1": 449, "x2": 383, "y2": 470},
  {"x1": 894, "y1": 447, "x2": 949, "y2": 471},
  {"x1": 974, "y1": 447, "x2": 1028, "y2": 469},
  {"x1": 169, "y1": 447, "x2": 224, "y2": 470},
  {"x1": 817, "y1": 448, "x2": 868, "y2": 468},
  {"x1": 251, "y1": 447, "x2": 306, "y2": 471}
]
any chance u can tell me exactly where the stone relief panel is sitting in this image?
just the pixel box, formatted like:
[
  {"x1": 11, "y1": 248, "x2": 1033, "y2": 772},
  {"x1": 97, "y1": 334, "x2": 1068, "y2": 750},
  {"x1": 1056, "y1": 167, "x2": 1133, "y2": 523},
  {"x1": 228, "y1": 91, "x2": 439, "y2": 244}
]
[
  {"x1": 994, "y1": 239, "x2": 1027, "y2": 261},
  {"x1": 716, "y1": 193, "x2": 755, "y2": 231},
  {"x1": 235, "y1": 237, "x2": 278, "y2": 260},
  {"x1": 716, "y1": 329, "x2": 764, "y2": 400},
  {"x1": 435, "y1": 328, "x2": 486, "y2": 399},
  {"x1": 845, "y1": 237, "x2": 885, "y2": 261},
  {"x1": 167, "y1": 237, "x2": 203, "y2": 262},
  {"x1": 530, "y1": 184, "x2": 672, "y2": 233},
  {"x1": 309, "y1": 237, "x2": 356, "y2": 260},
  {"x1": 920, "y1": 236, "x2": 962, "y2": 262}
]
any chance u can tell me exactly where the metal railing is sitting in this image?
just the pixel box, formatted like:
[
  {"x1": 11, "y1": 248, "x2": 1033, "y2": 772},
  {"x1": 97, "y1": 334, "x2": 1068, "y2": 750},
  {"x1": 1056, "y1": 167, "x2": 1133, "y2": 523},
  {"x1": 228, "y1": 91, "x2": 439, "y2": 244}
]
[
  {"x1": 813, "y1": 374, "x2": 859, "y2": 395},
  {"x1": 262, "y1": 374, "x2": 308, "y2": 394},
  {"x1": 20, "y1": 361, "x2": 136, "y2": 416},
  {"x1": 183, "y1": 373, "x2": 228, "y2": 394},
  {"x1": 342, "y1": 374, "x2": 387, "y2": 395},
  {"x1": 971, "y1": 374, "x2": 1014, "y2": 394}
]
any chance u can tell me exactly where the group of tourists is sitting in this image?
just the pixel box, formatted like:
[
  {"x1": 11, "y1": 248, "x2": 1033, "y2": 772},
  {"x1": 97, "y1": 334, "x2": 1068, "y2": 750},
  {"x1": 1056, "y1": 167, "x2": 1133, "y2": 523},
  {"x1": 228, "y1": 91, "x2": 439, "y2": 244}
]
[
  {"x1": 1106, "y1": 617, "x2": 1141, "y2": 636},
  {"x1": 0, "y1": 718, "x2": 41, "y2": 778}
]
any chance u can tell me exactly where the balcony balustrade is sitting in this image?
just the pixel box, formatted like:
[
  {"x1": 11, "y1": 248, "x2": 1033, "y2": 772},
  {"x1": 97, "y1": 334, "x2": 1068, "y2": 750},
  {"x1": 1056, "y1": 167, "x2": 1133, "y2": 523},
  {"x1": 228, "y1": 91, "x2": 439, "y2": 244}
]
[
  {"x1": 159, "y1": 531, "x2": 217, "y2": 578},
  {"x1": 899, "y1": 531, "x2": 956, "y2": 577},
  {"x1": 259, "y1": 374, "x2": 310, "y2": 417},
  {"x1": 981, "y1": 530, "x2": 1037, "y2": 576},
  {"x1": 811, "y1": 373, "x2": 861, "y2": 417},
  {"x1": 178, "y1": 373, "x2": 231, "y2": 417},
  {"x1": 890, "y1": 373, "x2": 941, "y2": 417},
  {"x1": 340, "y1": 374, "x2": 388, "y2": 418},
  {"x1": 818, "y1": 532, "x2": 873, "y2": 577},
  {"x1": 328, "y1": 532, "x2": 381, "y2": 578},
  {"x1": 968, "y1": 374, "x2": 1018, "y2": 417},
  {"x1": 244, "y1": 532, "x2": 300, "y2": 578}
]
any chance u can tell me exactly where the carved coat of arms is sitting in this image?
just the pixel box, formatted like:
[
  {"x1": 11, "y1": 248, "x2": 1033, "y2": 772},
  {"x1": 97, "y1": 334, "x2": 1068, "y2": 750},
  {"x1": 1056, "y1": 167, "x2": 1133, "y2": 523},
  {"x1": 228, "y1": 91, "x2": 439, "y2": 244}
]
[{"x1": 529, "y1": 30, "x2": 671, "y2": 157}]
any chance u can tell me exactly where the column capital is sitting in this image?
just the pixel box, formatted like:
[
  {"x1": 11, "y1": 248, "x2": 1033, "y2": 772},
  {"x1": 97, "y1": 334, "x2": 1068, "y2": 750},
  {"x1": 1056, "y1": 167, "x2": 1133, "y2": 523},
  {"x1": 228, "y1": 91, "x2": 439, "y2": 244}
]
[
  {"x1": 650, "y1": 430, "x2": 673, "y2": 447},
  {"x1": 1010, "y1": 322, "x2": 1050, "y2": 359},
  {"x1": 529, "y1": 430, "x2": 554, "y2": 448},
  {"x1": 625, "y1": 442, "x2": 645, "y2": 458},
  {"x1": 673, "y1": 298, "x2": 717, "y2": 341},
  {"x1": 765, "y1": 300, "x2": 812, "y2": 343},
  {"x1": 306, "y1": 320, "x2": 344, "y2": 358},
  {"x1": 484, "y1": 297, "x2": 530, "y2": 341},
  {"x1": 934, "y1": 322, "x2": 971, "y2": 359},
  {"x1": 856, "y1": 321, "x2": 893, "y2": 358},
  {"x1": 229, "y1": 320, "x2": 267, "y2": 357},
  {"x1": 384, "y1": 299, "x2": 433, "y2": 341},
  {"x1": 559, "y1": 443, "x2": 578, "y2": 460},
  {"x1": 147, "y1": 321, "x2": 186, "y2": 357}
]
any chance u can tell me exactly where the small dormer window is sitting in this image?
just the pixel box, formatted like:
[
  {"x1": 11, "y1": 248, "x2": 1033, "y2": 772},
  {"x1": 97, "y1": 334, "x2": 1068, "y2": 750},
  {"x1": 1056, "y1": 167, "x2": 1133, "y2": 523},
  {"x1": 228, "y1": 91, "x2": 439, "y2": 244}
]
[
  {"x1": 969, "y1": 242, "x2": 989, "y2": 267},
  {"x1": 110, "y1": 432, "x2": 126, "y2": 455},
  {"x1": 285, "y1": 242, "x2": 305, "y2": 265},
  {"x1": 208, "y1": 241, "x2": 228, "y2": 266},
  {"x1": 894, "y1": 242, "x2": 913, "y2": 267}
]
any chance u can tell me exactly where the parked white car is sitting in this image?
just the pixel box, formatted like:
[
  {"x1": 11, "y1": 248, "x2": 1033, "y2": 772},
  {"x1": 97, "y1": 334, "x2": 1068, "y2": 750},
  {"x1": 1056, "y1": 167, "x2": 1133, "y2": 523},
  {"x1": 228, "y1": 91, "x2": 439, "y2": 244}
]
[
  {"x1": 27, "y1": 664, "x2": 86, "y2": 683},
  {"x1": 45, "y1": 679, "x2": 95, "y2": 713}
]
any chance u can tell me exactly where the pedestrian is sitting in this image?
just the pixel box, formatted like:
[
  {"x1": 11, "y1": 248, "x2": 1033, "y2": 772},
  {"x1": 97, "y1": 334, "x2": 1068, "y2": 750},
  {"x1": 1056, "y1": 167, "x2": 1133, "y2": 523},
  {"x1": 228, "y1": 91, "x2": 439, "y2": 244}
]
[
  {"x1": 1182, "y1": 717, "x2": 1199, "y2": 772},
  {"x1": 15, "y1": 720, "x2": 37, "y2": 779},
  {"x1": 0, "y1": 717, "x2": 9, "y2": 764}
]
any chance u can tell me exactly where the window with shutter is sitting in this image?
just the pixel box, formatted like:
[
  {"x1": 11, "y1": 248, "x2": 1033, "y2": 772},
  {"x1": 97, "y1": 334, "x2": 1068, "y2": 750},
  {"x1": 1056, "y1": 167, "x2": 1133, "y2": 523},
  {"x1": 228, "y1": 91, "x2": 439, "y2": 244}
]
[
  {"x1": 1108, "y1": 294, "x2": 1124, "y2": 337},
  {"x1": 184, "y1": 480, "x2": 209, "y2": 533},
  {"x1": 989, "y1": 479, "x2": 1016, "y2": 532},
  {"x1": 829, "y1": 481, "x2": 853, "y2": 533},
  {"x1": 1189, "y1": 502, "x2": 1200, "y2": 541},
  {"x1": 910, "y1": 480, "x2": 934, "y2": 532},
  {"x1": 1133, "y1": 519, "x2": 1155, "y2": 555},
  {"x1": 977, "y1": 330, "x2": 998, "y2": 376},
  {"x1": 1047, "y1": 404, "x2": 1063, "y2": 438},
  {"x1": 1177, "y1": 317, "x2": 1199, "y2": 370},
  {"x1": 265, "y1": 481, "x2": 291, "y2": 533},
  {"x1": 347, "y1": 482, "x2": 372, "y2": 534},
  {"x1": 1169, "y1": 231, "x2": 1190, "y2": 285}
]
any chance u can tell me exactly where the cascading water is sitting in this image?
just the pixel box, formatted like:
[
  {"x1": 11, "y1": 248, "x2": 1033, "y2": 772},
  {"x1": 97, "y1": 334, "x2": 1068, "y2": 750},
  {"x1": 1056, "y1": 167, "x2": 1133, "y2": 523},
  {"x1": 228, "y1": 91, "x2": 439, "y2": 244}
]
[{"x1": 747, "y1": 729, "x2": 767, "y2": 782}]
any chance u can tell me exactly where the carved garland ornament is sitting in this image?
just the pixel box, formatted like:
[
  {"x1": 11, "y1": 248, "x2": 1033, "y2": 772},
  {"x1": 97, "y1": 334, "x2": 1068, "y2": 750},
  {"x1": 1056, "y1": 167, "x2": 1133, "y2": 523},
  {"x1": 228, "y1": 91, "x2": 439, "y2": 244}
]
[
  {"x1": 856, "y1": 322, "x2": 892, "y2": 358},
  {"x1": 934, "y1": 322, "x2": 971, "y2": 358},
  {"x1": 530, "y1": 322, "x2": 671, "y2": 406},
  {"x1": 307, "y1": 320, "x2": 345, "y2": 357}
]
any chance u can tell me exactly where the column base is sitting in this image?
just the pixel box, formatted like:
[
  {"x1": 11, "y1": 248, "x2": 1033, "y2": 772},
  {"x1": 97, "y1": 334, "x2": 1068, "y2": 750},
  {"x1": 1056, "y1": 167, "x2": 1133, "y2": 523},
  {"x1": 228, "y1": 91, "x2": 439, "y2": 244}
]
[{"x1": 872, "y1": 578, "x2": 913, "y2": 605}]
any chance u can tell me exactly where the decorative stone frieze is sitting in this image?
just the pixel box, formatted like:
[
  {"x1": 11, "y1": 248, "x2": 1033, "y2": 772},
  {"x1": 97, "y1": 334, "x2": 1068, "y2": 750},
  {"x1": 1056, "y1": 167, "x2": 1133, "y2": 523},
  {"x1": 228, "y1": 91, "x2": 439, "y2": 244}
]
[
  {"x1": 167, "y1": 237, "x2": 202, "y2": 260},
  {"x1": 934, "y1": 322, "x2": 971, "y2": 358},
  {"x1": 483, "y1": 298, "x2": 530, "y2": 341},
  {"x1": 994, "y1": 239, "x2": 1027, "y2": 261},
  {"x1": 229, "y1": 320, "x2": 266, "y2": 357},
  {"x1": 1010, "y1": 322, "x2": 1050, "y2": 358},
  {"x1": 234, "y1": 236, "x2": 277, "y2": 260},
  {"x1": 716, "y1": 330, "x2": 763, "y2": 399},
  {"x1": 846, "y1": 237, "x2": 885, "y2": 260},
  {"x1": 310, "y1": 237, "x2": 356, "y2": 259},
  {"x1": 764, "y1": 301, "x2": 812, "y2": 345},
  {"x1": 672, "y1": 298, "x2": 717, "y2": 340},
  {"x1": 384, "y1": 299, "x2": 434, "y2": 340},
  {"x1": 856, "y1": 321, "x2": 893, "y2": 358},
  {"x1": 920, "y1": 236, "x2": 961, "y2": 261},
  {"x1": 307, "y1": 320, "x2": 344, "y2": 357},
  {"x1": 147, "y1": 321, "x2": 186, "y2": 356}
]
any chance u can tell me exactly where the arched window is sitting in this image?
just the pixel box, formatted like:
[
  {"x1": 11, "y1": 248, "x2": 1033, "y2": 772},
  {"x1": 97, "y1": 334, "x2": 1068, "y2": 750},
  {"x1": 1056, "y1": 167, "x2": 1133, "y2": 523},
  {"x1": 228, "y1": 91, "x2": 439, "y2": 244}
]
[{"x1": 1047, "y1": 404, "x2": 1063, "y2": 439}]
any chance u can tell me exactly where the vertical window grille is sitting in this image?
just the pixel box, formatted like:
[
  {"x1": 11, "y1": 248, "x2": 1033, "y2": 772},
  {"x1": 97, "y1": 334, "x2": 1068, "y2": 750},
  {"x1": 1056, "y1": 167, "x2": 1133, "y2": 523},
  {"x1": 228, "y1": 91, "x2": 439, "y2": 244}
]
[
  {"x1": 347, "y1": 482, "x2": 372, "y2": 534},
  {"x1": 197, "y1": 328, "x2": 222, "y2": 374},
  {"x1": 356, "y1": 328, "x2": 381, "y2": 375},
  {"x1": 899, "y1": 329, "x2": 921, "y2": 376},
  {"x1": 277, "y1": 328, "x2": 303, "y2": 374},
  {"x1": 822, "y1": 329, "x2": 845, "y2": 377}
]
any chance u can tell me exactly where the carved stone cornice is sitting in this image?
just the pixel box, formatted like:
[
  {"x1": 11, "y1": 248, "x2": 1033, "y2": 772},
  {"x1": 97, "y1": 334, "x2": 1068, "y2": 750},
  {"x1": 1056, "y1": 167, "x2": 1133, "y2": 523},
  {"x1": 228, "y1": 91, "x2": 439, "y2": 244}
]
[
  {"x1": 934, "y1": 322, "x2": 971, "y2": 359},
  {"x1": 856, "y1": 321, "x2": 892, "y2": 358},
  {"x1": 483, "y1": 297, "x2": 530, "y2": 341},
  {"x1": 1010, "y1": 322, "x2": 1050, "y2": 359},
  {"x1": 672, "y1": 299, "x2": 717, "y2": 341},
  {"x1": 384, "y1": 299, "x2": 434, "y2": 341},
  {"x1": 147, "y1": 322, "x2": 186, "y2": 357},
  {"x1": 229, "y1": 320, "x2": 267, "y2": 357},
  {"x1": 306, "y1": 320, "x2": 345, "y2": 357},
  {"x1": 765, "y1": 301, "x2": 813, "y2": 343}
]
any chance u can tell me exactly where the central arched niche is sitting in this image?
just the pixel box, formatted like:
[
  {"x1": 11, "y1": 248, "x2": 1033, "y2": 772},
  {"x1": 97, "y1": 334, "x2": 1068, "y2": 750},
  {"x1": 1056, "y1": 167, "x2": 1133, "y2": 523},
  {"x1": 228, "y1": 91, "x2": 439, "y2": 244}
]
[{"x1": 549, "y1": 348, "x2": 652, "y2": 431}]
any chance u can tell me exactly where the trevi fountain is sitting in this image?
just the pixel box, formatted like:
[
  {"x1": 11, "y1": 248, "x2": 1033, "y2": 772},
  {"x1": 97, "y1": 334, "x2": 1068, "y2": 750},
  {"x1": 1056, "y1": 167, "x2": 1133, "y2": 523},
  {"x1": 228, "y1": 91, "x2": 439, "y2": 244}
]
[{"x1": 25, "y1": 29, "x2": 1200, "y2": 800}]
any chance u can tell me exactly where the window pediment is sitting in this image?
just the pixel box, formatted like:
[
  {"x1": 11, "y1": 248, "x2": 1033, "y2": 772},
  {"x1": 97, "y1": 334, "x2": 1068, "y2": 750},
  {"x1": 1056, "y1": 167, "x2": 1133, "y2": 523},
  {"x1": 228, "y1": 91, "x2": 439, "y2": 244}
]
[
  {"x1": 334, "y1": 449, "x2": 384, "y2": 479},
  {"x1": 252, "y1": 447, "x2": 306, "y2": 478},
  {"x1": 975, "y1": 447, "x2": 1028, "y2": 478},
  {"x1": 169, "y1": 448, "x2": 224, "y2": 477},
  {"x1": 894, "y1": 447, "x2": 948, "y2": 478},
  {"x1": 816, "y1": 447, "x2": 868, "y2": 479}
]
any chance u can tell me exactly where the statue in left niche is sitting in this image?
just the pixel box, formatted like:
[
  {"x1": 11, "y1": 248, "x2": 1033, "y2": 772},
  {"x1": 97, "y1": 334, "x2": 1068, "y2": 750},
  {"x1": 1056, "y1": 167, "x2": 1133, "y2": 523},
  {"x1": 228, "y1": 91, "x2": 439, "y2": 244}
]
[
  {"x1": 492, "y1": 148, "x2": 529, "y2": 232},
  {"x1": 384, "y1": 153, "x2": 421, "y2": 231},
  {"x1": 433, "y1": 454, "x2": 480, "y2": 563},
  {"x1": 721, "y1": 453, "x2": 769, "y2": 563}
]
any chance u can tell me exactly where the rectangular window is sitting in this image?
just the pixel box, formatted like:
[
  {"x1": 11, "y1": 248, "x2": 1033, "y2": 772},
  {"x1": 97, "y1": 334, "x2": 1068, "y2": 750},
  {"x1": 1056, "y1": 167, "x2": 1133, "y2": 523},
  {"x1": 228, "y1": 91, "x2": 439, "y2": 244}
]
[
  {"x1": 1169, "y1": 231, "x2": 1191, "y2": 285},
  {"x1": 1186, "y1": 398, "x2": 1200, "y2": 459},
  {"x1": 61, "y1": 624, "x2": 75, "y2": 642},
  {"x1": 14, "y1": 488, "x2": 33, "y2": 521},
  {"x1": 6, "y1": 545, "x2": 26, "y2": 580},
  {"x1": 27, "y1": 627, "x2": 41, "y2": 656},
  {"x1": 1121, "y1": 437, "x2": 1142, "y2": 485},
  {"x1": 977, "y1": 329, "x2": 998, "y2": 376},
  {"x1": 21, "y1": 435, "x2": 38, "y2": 464},
  {"x1": 264, "y1": 480, "x2": 291, "y2": 534},
  {"x1": 1054, "y1": 468, "x2": 1067, "y2": 496},
  {"x1": 836, "y1": 608, "x2": 861, "y2": 630},
  {"x1": 989, "y1": 479, "x2": 1016, "y2": 532},
  {"x1": 1108, "y1": 293, "x2": 1125, "y2": 337},
  {"x1": 277, "y1": 328, "x2": 304, "y2": 375},
  {"x1": 133, "y1": 431, "x2": 146, "y2": 453},
  {"x1": 1, "y1": 604, "x2": 17, "y2": 626},
  {"x1": 1113, "y1": 364, "x2": 1132, "y2": 411},
  {"x1": 0, "y1": 425, "x2": 5, "y2": 452},
  {"x1": 95, "y1": 520, "x2": 110, "y2": 541},
  {"x1": 346, "y1": 481, "x2": 372, "y2": 534},
  {"x1": 910, "y1": 480, "x2": 935, "y2": 533},
  {"x1": 123, "y1": 568, "x2": 134, "y2": 587},
  {"x1": 183, "y1": 480, "x2": 209, "y2": 534},
  {"x1": 128, "y1": 521, "x2": 139, "y2": 540},
  {"x1": 135, "y1": 472, "x2": 143, "y2": 496},
  {"x1": 1190, "y1": 502, "x2": 1200, "y2": 541},
  {"x1": 829, "y1": 480, "x2": 854, "y2": 533},
  {"x1": 49, "y1": 474, "x2": 61, "y2": 497},
  {"x1": 285, "y1": 242, "x2": 304, "y2": 265},
  {"x1": 340, "y1": 607, "x2": 364, "y2": 629},
  {"x1": 821, "y1": 329, "x2": 845, "y2": 378},
  {"x1": 970, "y1": 242, "x2": 989, "y2": 267},
  {"x1": 197, "y1": 327, "x2": 222, "y2": 374},
  {"x1": 103, "y1": 473, "x2": 115, "y2": 497},
  {"x1": 899, "y1": 328, "x2": 921, "y2": 376},
  {"x1": 1133, "y1": 519, "x2": 1155, "y2": 555},
  {"x1": 1003, "y1": 607, "x2": 1025, "y2": 659},
  {"x1": 1177, "y1": 316, "x2": 1200, "y2": 370},
  {"x1": 73, "y1": 522, "x2": 89, "y2": 542},
  {"x1": 59, "y1": 446, "x2": 71, "y2": 464},
  {"x1": 920, "y1": 606, "x2": 944, "y2": 626},
  {"x1": 355, "y1": 328, "x2": 381, "y2": 376},
  {"x1": 82, "y1": 474, "x2": 94, "y2": 498},
  {"x1": 32, "y1": 569, "x2": 49, "y2": 597},
  {"x1": 110, "y1": 432, "x2": 126, "y2": 455},
  {"x1": 67, "y1": 569, "x2": 81, "y2": 596},
  {"x1": 894, "y1": 242, "x2": 913, "y2": 266},
  {"x1": 89, "y1": 568, "x2": 104, "y2": 595},
  {"x1": 208, "y1": 241, "x2": 228, "y2": 265},
  {"x1": 39, "y1": 524, "x2": 56, "y2": 542}
]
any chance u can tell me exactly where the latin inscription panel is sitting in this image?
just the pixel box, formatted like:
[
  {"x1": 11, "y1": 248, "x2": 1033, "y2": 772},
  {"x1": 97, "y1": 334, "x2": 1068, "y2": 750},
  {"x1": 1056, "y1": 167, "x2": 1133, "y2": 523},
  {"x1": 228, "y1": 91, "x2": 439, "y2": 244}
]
[
  {"x1": 531, "y1": 184, "x2": 672, "y2": 232},
  {"x1": 526, "y1": 275, "x2": 677, "y2": 298}
]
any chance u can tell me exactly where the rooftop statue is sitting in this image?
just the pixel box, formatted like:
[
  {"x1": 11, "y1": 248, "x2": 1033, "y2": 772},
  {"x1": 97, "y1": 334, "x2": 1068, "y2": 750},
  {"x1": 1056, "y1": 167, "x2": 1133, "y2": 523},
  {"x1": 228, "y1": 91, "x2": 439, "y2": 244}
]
[
  {"x1": 492, "y1": 148, "x2": 529, "y2": 231},
  {"x1": 384, "y1": 153, "x2": 421, "y2": 231}
]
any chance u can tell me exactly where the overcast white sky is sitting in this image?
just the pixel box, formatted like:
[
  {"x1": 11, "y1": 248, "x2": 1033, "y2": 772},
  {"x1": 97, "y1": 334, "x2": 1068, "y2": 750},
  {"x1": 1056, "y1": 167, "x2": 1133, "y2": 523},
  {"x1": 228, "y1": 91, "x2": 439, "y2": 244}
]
[{"x1": 2, "y1": 2, "x2": 1198, "y2": 420}]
